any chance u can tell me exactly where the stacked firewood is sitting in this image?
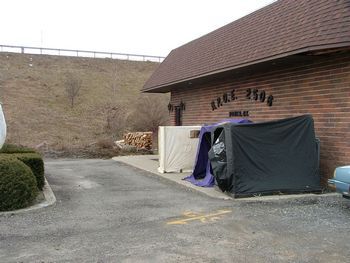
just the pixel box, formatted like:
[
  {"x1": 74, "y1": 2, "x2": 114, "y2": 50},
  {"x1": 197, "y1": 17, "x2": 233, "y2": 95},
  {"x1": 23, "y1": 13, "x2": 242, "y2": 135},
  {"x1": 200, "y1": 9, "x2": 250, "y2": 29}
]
[{"x1": 123, "y1": 132, "x2": 152, "y2": 150}]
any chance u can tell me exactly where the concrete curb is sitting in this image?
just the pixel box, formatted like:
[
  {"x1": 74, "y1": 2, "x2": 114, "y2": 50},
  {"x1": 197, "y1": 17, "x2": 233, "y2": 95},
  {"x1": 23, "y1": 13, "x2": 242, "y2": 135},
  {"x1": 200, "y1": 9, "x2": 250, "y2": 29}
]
[
  {"x1": 233, "y1": 192, "x2": 338, "y2": 202},
  {"x1": 112, "y1": 155, "x2": 334, "y2": 202},
  {"x1": 0, "y1": 177, "x2": 56, "y2": 215}
]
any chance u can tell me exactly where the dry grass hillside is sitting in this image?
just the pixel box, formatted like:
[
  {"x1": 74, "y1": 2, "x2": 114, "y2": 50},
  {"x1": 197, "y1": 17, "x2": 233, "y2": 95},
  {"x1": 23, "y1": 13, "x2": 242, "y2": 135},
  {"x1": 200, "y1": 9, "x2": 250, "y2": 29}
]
[{"x1": 0, "y1": 53, "x2": 169, "y2": 157}]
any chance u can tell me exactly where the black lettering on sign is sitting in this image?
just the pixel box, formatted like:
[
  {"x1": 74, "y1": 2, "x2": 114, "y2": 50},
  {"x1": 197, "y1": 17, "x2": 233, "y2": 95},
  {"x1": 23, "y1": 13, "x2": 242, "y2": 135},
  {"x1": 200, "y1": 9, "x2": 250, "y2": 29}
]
[
  {"x1": 211, "y1": 101, "x2": 217, "y2": 111},
  {"x1": 267, "y1": 95, "x2": 274, "y2": 107},
  {"x1": 217, "y1": 97, "x2": 223, "y2": 107},
  {"x1": 210, "y1": 88, "x2": 274, "y2": 111},
  {"x1": 246, "y1": 88, "x2": 252, "y2": 99},
  {"x1": 229, "y1": 111, "x2": 249, "y2": 117},
  {"x1": 231, "y1": 89, "x2": 236, "y2": 101},
  {"x1": 259, "y1": 90, "x2": 266, "y2": 102},
  {"x1": 253, "y1": 89, "x2": 258, "y2": 100},
  {"x1": 223, "y1": 93, "x2": 229, "y2": 103}
]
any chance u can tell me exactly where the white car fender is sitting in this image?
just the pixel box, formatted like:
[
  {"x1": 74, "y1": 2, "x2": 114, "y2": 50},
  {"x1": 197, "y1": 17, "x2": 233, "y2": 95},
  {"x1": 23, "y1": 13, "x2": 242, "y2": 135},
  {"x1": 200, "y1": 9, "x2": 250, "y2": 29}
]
[{"x1": 0, "y1": 104, "x2": 6, "y2": 149}]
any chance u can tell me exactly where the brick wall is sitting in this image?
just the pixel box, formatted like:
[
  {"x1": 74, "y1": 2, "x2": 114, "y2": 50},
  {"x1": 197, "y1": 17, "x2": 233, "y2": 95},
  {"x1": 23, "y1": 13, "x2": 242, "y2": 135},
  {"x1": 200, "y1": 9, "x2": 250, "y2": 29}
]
[{"x1": 169, "y1": 52, "x2": 350, "y2": 183}]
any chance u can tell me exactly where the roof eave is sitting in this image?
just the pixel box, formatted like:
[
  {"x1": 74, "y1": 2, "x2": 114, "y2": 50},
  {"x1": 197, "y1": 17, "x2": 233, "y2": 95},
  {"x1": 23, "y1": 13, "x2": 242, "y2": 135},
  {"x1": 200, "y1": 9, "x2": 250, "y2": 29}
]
[{"x1": 142, "y1": 42, "x2": 350, "y2": 93}]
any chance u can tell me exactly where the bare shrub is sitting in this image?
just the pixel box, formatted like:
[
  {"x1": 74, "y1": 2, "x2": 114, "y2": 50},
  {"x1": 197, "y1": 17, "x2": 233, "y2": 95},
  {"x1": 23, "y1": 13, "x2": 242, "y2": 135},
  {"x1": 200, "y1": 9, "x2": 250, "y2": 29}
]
[
  {"x1": 96, "y1": 138, "x2": 114, "y2": 149},
  {"x1": 103, "y1": 104, "x2": 130, "y2": 139},
  {"x1": 64, "y1": 72, "x2": 82, "y2": 108},
  {"x1": 128, "y1": 94, "x2": 169, "y2": 133}
]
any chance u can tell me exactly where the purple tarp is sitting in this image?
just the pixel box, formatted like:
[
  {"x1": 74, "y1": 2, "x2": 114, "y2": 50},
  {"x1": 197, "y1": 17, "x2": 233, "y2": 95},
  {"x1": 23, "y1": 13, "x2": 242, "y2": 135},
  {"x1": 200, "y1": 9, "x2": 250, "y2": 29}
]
[{"x1": 183, "y1": 119, "x2": 251, "y2": 187}]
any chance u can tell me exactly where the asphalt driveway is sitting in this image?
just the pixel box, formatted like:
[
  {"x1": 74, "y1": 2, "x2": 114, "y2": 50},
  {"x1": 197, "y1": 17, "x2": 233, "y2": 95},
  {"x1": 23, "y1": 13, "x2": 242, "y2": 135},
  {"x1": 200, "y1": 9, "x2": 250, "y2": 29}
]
[{"x1": 0, "y1": 159, "x2": 349, "y2": 262}]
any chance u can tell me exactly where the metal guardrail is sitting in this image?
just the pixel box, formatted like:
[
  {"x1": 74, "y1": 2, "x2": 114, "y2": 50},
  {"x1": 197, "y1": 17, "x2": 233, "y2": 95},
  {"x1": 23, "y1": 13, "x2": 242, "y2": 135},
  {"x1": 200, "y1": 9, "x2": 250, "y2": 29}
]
[{"x1": 0, "y1": 44, "x2": 165, "y2": 62}]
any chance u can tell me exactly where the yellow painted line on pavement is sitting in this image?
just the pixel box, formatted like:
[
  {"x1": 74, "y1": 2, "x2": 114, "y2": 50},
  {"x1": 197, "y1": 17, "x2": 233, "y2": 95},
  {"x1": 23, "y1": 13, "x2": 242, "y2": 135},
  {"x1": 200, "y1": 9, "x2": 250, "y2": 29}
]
[{"x1": 167, "y1": 209, "x2": 232, "y2": 225}]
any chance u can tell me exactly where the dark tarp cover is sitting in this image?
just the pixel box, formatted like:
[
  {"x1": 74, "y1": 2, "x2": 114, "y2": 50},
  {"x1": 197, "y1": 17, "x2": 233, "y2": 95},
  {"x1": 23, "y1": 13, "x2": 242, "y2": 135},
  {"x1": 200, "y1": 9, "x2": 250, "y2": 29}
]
[
  {"x1": 183, "y1": 119, "x2": 251, "y2": 187},
  {"x1": 208, "y1": 115, "x2": 321, "y2": 197}
]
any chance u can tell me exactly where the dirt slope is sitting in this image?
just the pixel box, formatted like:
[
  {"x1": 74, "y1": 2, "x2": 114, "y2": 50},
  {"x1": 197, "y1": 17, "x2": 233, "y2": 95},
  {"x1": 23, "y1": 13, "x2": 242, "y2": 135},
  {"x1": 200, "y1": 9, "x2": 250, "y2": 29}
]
[{"x1": 0, "y1": 53, "x2": 168, "y2": 155}]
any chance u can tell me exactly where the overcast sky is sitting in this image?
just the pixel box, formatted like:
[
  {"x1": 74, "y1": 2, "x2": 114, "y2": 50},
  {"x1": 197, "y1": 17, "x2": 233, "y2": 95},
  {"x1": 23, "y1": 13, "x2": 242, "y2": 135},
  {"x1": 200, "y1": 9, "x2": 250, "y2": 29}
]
[{"x1": 0, "y1": 0, "x2": 275, "y2": 57}]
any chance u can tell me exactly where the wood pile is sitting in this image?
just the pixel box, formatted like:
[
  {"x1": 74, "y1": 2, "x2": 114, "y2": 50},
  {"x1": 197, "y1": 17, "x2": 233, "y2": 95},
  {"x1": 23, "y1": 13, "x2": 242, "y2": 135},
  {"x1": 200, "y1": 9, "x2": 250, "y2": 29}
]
[{"x1": 123, "y1": 132, "x2": 152, "y2": 150}]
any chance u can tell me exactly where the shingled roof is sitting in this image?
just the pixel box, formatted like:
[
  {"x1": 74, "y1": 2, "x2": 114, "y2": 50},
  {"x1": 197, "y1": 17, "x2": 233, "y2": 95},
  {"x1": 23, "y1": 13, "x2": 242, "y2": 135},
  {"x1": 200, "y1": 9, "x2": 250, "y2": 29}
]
[{"x1": 143, "y1": 0, "x2": 350, "y2": 92}]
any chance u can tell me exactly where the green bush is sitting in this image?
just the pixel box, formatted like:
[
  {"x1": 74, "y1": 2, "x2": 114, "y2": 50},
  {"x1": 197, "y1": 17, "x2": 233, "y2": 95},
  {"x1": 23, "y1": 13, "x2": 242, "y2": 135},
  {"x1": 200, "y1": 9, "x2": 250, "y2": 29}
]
[
  {"x1": 0, "y1": 153, "x2": 45, "y2": 190},
  {"x1": 0, "y1": 143, "x2": 36, "y2": 154},
  {"x1": 14, "y1": 153, "x2": 45, "y2": 190},
  {"x1": 0, "y1": 144, "x2": 45, "y2": 190},
  {"x1": 0, "y1": 156, "x2": 38, "y2": 211}
]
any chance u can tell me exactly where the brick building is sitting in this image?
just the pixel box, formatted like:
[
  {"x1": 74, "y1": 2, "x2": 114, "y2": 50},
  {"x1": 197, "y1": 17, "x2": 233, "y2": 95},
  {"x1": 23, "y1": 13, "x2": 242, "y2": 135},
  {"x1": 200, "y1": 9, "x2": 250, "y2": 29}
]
[{"x1": 143, "y1": 0, "x2": 350, "y2": 183}]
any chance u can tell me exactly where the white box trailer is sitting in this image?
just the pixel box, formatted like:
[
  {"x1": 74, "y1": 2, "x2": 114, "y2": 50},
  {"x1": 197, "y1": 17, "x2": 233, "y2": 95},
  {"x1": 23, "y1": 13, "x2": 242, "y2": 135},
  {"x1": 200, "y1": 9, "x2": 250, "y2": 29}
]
[{"x1": 158, "y1": 126, "x2": 201, "y2": 173}]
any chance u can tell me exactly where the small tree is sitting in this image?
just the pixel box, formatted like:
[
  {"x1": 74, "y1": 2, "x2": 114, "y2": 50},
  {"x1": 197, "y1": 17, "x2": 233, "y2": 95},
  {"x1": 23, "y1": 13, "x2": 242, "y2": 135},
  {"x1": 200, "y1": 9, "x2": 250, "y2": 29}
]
[
  {"x1": 64, "y1": 73, "x2": 82, "y2": 108},
  {"x1": 110, "y1": 64, "x2": 119, "y2": 96}
]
